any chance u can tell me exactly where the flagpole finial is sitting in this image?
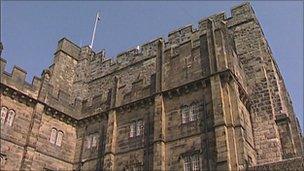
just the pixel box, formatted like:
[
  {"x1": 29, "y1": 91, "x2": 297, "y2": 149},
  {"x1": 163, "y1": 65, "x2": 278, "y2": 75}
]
[{"x1": 90, "y1": 11, "x2": 101, "y2": 49}]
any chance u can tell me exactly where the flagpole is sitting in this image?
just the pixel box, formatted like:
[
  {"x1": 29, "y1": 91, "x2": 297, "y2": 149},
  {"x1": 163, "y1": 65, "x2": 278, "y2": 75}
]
[{"x1": 90, "y1": 12, "x2": 100, "y2": 49}]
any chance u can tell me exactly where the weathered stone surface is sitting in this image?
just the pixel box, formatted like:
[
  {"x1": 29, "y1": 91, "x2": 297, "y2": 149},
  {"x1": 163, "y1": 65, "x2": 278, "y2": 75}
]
[{"x1": 0, "y1": 2, "x2": 303, "y2": 171}]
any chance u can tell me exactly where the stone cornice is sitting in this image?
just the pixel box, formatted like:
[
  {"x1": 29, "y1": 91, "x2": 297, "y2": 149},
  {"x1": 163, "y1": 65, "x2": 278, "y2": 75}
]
[{"x1": 0, "y1": 83, "x2": 37, "y2": 107}]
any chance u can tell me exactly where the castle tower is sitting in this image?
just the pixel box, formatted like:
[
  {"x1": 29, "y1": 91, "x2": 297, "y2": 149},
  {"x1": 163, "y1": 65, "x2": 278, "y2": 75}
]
[{"x1": 0, "y1": 3, "x2": 303, "y2": 171}]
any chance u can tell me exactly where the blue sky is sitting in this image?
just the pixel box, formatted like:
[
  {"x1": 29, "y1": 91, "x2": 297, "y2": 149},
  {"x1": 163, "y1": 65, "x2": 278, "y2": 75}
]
[{"x1": 1, "y1": 1, "x2": 303, "y2": 131}]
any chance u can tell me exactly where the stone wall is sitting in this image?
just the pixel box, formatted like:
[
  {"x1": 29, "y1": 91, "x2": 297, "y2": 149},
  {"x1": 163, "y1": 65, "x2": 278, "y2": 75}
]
[{"x1": 248, "y1": 156, "x2": 304, "y2": 171}]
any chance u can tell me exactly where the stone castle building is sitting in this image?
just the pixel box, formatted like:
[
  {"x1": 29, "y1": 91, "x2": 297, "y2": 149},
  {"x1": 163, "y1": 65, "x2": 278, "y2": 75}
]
[{"x1": 0, "y1": 3, "x2": 303, "y2": 171}]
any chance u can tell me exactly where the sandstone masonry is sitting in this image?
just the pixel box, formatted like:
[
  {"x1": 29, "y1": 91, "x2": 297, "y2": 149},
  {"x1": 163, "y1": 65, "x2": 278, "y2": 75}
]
[{"x1": 1, "y1": 3, "x2": 303, "y2": 171}]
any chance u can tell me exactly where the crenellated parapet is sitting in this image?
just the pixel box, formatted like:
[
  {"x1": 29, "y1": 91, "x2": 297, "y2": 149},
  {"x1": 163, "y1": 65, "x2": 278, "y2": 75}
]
[
  {"x1": 90, "y1": 37, "x2": 162, "y2": 81},
  {"x1": 0, "y1": 58, "x2": 42, "y2": 99}
]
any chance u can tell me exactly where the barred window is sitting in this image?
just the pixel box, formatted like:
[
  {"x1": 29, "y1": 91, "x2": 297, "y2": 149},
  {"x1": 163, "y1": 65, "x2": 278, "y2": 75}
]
[
  {"x1": 183, "y1": 154, "x2": 200, "y2": 171},
  {"x1": 130, "y1": 120, "x2": 144, "y2": 138},
  {"x1": 191, "y1": 154, "x2": 200, "y2": 171},
  {"x1": 189, "y1": 103, "x2": 199, "y2": 122},
  {"x1": 1, "y1": 106, "x2": 8, "y2": 125},
  {"x1": 183, "y1": 156, "x2": 191, "y2": 171},
  {"x1": 136, "y1": 120, "x2": 144, "y2": 136},
  {"x1": 181, "y1": 106, "x2": 189, "y2": 124},
  {"x1": 130, "y1": 122, "x2": 136, "y2": 138}
]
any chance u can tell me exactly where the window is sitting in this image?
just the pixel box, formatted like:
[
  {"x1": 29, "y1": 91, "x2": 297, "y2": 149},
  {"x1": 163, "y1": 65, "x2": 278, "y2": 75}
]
[
  {"x1": 50, "y1": 128, "x2": 57, "y2": 144},
  {"x1": 191, "y1": 154, "x2": 200, "y2": 171},
  {"x1": 7, "y1": 110, "x2": 15, "y2": 126},
  {"x1": 0, "y1": 153, "x2": 7, "y2": 166},
  {"x1": 181, "y1": 103, "x2": 200, "y2": 124},
  {"x1": 189, "y1": 103, "x2": 199, "y2": 122},
  {"x1": 1, "y1": 107, "x2": 15, "y2": 127},
  {"x1": 124, "y1": 163, "x2": 143, "y2": 171},
  {"x1": 86, "y1": 136, "x2": 92, "y2": 149},
  {"x1": 130, "y1": 120, "x2": 144, "y2": 138},
  {"x1": 136, "y1": 120, "x2": 143, "y2": 136},
  {"x1": 50, "y1": 128, "x2": 63, "y2": 147},
  {"x1": 1, "y1": 106, "x2": 8, "y2": 125},
  {"x1": 183, "y1": 154, "x2": 200, "y2": 171},
  {"x1": 181, "y1": 106, "x2": 189, "y2": 124},
  {"x1": 92, "y1": 135, "x2": 97, "y2": 147},
  {"x1": 183, "y1": 156, "x2": 191, "y2": 171},
  {"x1": 130, "y1": 122, "x2": 136, "y2": 138},
  {"x1": 56, "y1": 131, "x2": 63, "y2": 146},
  {"x1": 86, "y1": 134, "x2": 98, "y2": 149}
]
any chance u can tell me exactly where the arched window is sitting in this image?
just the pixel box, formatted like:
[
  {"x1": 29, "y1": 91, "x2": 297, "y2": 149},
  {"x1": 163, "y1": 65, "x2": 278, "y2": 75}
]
[
  {"x1": 1, "y1": 106, "x2": 8, "y2": 125},
  {"x1": 190, "y1": 103, "x2": 199, "y2": 122},
  {"x1": 50, "y1": 128, "x2": 57, "y2": 144},
  {"x1": 7, "y1": 110, "x2": 15, "y2": 126},
  {"x1": 56, "y1": 131, "x2": 63, "y2": 147},
  {"x1": 181, "y1": 105, "x2": 189, "y2": 124}
]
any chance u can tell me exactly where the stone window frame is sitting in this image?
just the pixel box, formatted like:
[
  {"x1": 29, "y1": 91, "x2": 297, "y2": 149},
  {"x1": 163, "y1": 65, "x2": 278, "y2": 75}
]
[
  {"x1": 181, "y1": 105, "x2": 190, "y2": 124},
  {"x1": 1, "y1": 106, "x2": 8, "y2": 125},
  {"x1": 129, "y1": 121, "x2": 136, "y2": 138},
  {"x1": 136, "y1": 119, "x2": 144, "y2": 136},
  {"x1": 189, "y1": 102, "x2": 200, "y2": 122},
  {"x1": 180, "y1": 151, "x2": 201, "y2": 171},
  {"x1": 181, "y1": 102, "x2": 200, "y2": 125},
  {"x1": 7, "y1": 109, "x2": 15, "y2": 127},
  {"x1": 86, "y1": 133, "x2": 99, "y2": 149},
  {"x1": 129, "y1": 119, "x2": 144, "y2": 138},
  {"x1": 0, "y1": 153, "x2": 7, "y2": 166},
  {"x1": 56, "y1": 130, "x2": 64, "y2": 147},
  {"x1": 124, "y1": 162, "x2": 144, "y2": 171},
  {"x1": 49, "y1": 127, "x2": 64, "y2": 147},
  {"x1": 1, "y1": 106, "x2": 15, "y2": 127}
]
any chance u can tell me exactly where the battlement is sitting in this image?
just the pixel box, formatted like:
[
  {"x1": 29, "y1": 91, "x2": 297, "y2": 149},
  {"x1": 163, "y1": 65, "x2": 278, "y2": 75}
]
[
  {"x1": 90, "y1": 37, "x2": 161, "y2": 80},
  {"x1": 63, "y1": 3, "x2": 256, "y2": 82},
  {"x1": 0, "y1": 58, "x2": 42, "y2": 98},
  {"x1": 162, "y1": 3, "x2": 255, "y2": 52}
]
